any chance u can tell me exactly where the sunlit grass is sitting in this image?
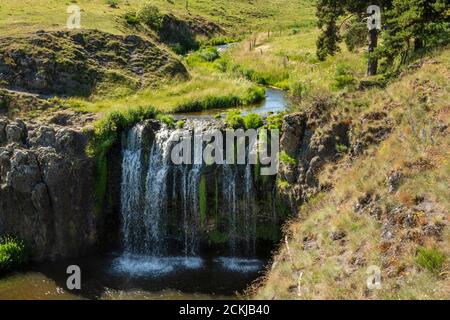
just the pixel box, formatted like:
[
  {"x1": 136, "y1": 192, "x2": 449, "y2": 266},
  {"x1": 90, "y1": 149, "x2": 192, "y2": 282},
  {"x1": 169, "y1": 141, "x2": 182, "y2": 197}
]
[
  {"x1": 0, "y1": 0, "x2": 316, "y2": 36},
  {"x1": 226, "y1": 29, "x2": 366, "y2": 92},
  {"x1": 67, "y1": 68, "x2": 264, "y2": 114}
]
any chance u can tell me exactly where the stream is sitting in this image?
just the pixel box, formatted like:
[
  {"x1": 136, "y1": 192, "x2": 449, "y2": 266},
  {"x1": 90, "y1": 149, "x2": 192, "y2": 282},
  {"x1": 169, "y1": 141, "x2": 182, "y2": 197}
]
[{"x1": 0, "y1": 79, "x2": 289, "y2": 301}]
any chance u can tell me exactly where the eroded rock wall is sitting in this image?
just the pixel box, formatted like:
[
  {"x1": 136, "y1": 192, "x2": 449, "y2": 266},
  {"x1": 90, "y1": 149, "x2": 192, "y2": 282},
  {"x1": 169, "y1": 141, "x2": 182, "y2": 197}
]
[{"x1": 0, "y1": 116, "x2": 97, "y2": 261}]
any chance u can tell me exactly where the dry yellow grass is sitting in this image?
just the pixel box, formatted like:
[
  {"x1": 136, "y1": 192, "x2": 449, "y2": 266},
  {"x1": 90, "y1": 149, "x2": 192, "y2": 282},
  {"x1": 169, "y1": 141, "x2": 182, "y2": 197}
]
[{"x1": 252, "y1": 49, "x2": 450, "y2": 300}]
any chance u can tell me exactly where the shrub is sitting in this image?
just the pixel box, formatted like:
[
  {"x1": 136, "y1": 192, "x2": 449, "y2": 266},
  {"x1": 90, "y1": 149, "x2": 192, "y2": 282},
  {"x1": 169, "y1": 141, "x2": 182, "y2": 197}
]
[
  {"x1": 137, "y1": 2, "x2": 162, "y2": 29},
  {"x1": 123, "y1": 11, "x2": 139, "y2": 26},
  {"x1": 176, "y1": 119, "x2": 186, "y2": 129},
  {"x1": 415, "y1": 247, "x2": 446, "y2": 275},
  {"x1": 336, "y1": 143, "x2": 349, "y2": 154},
  {"x1": 186, "y1": 47, "x2": 220, "y2": 66},
  {"x1": 265, "y1": 112, "x2": 285, "y2": 130},
  {"x1": 156, "y1": 114, "x2": 175, "y2": 128},
  {"x1": 290, "y1": 81, "x2": 307, "y2": 100},
  {"x1": 243, "y1": 113, "x2": 264, "y2": 129},
  {"x1": 280, "y1": 151, "x2": 297, "y2": 165},
  {"x1": 332, "y1": 63, "x2": 357, "y2": 90},
  {"x1": 0, "y1": 236, "x2": 28, "y2": 275},
  {"x1": 225, "y1": 110, "x2": 245, "y2": 129},
  {"x1": 106, "y1": 0, "x2": 119, "y2": 8}
]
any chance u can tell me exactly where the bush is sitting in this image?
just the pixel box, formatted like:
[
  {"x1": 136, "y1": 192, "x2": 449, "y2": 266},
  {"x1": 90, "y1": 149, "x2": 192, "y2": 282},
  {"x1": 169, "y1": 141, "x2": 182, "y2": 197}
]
[
  {"x1": 280, "y1": 151, "x2": 297, "y2": 165},
  {"x1": 332, "y1": 63, "x2": 357, "y2": 90},
  {"x1": 137, "y1": 2, "x2": 162, "y2": 29},
  {"x1": 415, "y1": 247, "x2": 446, "y2": 275},
  {"x1": 186, "y1": 47, "x2": 220, "y2": 66},
  {"x1": 0, "y1": 236, "x2": 28, "y2": 275},
  {"x1": 156, "y1": 114, "x2": 175, "y2": 128},
  {"x1": 265, "y1": 112, "x2": 285, "y2": 130},
  {"x1": 106, "y1": 0, "x2": 119, "y2": 8},
  {"x1": 123, "y1": 11, "x2": 140, "y2": 26},
  {"x1": 243, "y1": 113, "x2": 264, "y2": 129},
  {"x1": 225, "y1": 110, "x2": 245, "y2": 129},
  {"x1": 335, "y1": 143, "x2": 349, "y2": 154},
  {"x1": 176, "y1": 119, "x2": 186, "y2": 129}
]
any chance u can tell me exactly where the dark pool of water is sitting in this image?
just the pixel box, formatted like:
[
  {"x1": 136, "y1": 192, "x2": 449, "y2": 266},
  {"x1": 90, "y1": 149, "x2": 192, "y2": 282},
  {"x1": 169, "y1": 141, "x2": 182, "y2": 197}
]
[{"x1": 0, "y1": 253, "x2": 267, "y2": 300}]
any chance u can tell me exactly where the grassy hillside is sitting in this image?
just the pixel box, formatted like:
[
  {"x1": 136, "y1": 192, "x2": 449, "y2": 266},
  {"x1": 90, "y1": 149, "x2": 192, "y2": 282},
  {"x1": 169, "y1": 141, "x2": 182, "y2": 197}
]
[
  {"x1": 0, "y1": 0, "x2": 316, "y2": 36},
  {"x1": 252, "y1": 49, "x2": 449, "y2": 300},
  {"x1": 223, "y1": 29, "x2": 366, "y2": 91}
]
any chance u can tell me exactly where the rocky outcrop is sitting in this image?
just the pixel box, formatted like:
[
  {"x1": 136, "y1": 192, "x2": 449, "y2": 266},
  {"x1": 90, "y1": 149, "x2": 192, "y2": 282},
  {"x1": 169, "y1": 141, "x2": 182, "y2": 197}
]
[
  {"x1": 0, "y1": 116, "x2": 96, "y2": 261},
  {"x1": 0, "y1": 29, "x2": 189, "y2": 97},
  {"x1": 0, "y1": 89, "x2": 54, "y2": 118},
  {"x1": 277, "y1": 100, "x2": 391, "y2": 210},
  {"x1": 278, "y1": 112, "x2": 351, "y2": 208},
  {"x1": 158, "y1": 13, "x2": 223, "y2": 52}
]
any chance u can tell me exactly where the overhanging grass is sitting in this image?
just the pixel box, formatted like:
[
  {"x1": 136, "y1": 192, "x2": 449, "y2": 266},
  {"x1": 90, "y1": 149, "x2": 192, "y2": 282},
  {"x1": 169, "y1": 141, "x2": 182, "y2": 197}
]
[{"x1": 88, "y1": 105, "x2": 160, "y2": 214}]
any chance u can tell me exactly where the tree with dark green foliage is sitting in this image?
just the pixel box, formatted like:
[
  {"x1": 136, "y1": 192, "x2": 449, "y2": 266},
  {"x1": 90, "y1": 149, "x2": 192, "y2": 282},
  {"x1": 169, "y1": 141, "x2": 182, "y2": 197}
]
[
  {"x1": 379, "y1": 0, "x2": 449, "y2": 69},
  {"x1": 316, "y1": 0, "x2": 449, "y2": 72}
]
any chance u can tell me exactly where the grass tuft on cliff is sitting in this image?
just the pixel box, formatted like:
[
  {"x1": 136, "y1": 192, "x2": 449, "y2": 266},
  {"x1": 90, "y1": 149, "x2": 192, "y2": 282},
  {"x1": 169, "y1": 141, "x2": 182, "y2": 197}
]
[{"x1": 0, "y1": 236, "x2": 28, "y2": 275}]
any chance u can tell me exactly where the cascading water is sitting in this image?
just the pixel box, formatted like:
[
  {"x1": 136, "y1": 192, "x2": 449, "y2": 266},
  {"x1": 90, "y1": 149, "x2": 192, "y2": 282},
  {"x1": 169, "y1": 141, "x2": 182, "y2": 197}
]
[{"x1": 118, "y1": 119, "x2": 284, "y2": 274}]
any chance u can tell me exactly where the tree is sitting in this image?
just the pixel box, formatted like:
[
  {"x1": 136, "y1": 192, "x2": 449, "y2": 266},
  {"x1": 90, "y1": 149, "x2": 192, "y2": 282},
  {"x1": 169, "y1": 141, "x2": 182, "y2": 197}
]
[
  {"x1": 379, "y1": 0, "x2": 449, "y2": 69},
  {"x1": 315, "y1": 0, "x2": 450, "y2": 72}
]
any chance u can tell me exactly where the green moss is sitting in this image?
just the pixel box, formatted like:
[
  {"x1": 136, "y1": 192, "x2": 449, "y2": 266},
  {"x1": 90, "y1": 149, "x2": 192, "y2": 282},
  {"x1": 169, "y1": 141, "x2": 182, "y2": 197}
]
[
  {"x1": 256, "y1": 223, "x2": 280, "y2": 242},
  {"x1": 199, "y1": 175, "x2": 207, "y2": 227},
  {"x1": 215, "y1": 177, "x2": 219, "y2": 218},
  {"x1": 89, "y1": 105, "x2": 159, "y2": 214},
  {"x1": 280, "y1": 151, "x2": 297, "y2": 165},
  {"x1": 277, "y1": 178, "x2": 291, "y2": 190},
  {"x1": 208, "y1": 230, "x2": 228, "y2": 244}
]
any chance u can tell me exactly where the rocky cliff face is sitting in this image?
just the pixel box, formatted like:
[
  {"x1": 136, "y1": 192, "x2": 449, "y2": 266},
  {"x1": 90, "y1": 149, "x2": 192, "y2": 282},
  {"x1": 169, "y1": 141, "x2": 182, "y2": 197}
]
[
  {"x1": 0, "y1": 115, "x2": 97, "y2": 261},
  {"x1": 277, "y1": 96, "x2": 391, "y2": 211}
]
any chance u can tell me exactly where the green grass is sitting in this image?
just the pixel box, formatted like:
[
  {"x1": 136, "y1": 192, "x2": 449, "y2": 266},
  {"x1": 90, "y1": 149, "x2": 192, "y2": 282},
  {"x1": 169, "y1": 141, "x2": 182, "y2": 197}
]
[
  {"x1": 66, "y1": 68, "x2": 265, "y2": 115},
  {"x1": 415, "y1": 247, "x2": 447, "y2": 275},
  {"x1": 0, "y1": 0, "x2": 316, "y2": 37},
  {"x1": 0, "y1": 236, "x2": 28, "y2": 275},
  {"x1": 253, "y1": 49, "x2": 450, "y2": 300},
  {"x1": 225, "y1": 29, "x2": 366, "y2": 93},
  {"x1": 279, "y1": 151, "x2": 297, "y2": 165}
]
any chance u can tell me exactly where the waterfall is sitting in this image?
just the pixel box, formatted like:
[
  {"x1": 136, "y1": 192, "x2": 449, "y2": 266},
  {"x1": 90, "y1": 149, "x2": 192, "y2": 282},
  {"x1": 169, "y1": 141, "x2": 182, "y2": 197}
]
[
  {"x1": 121, "y1": 124, "x2": 145, "y2": 254},
  {"x1": 120, "y1": 120, "x2": 272, "y2": 259}
]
